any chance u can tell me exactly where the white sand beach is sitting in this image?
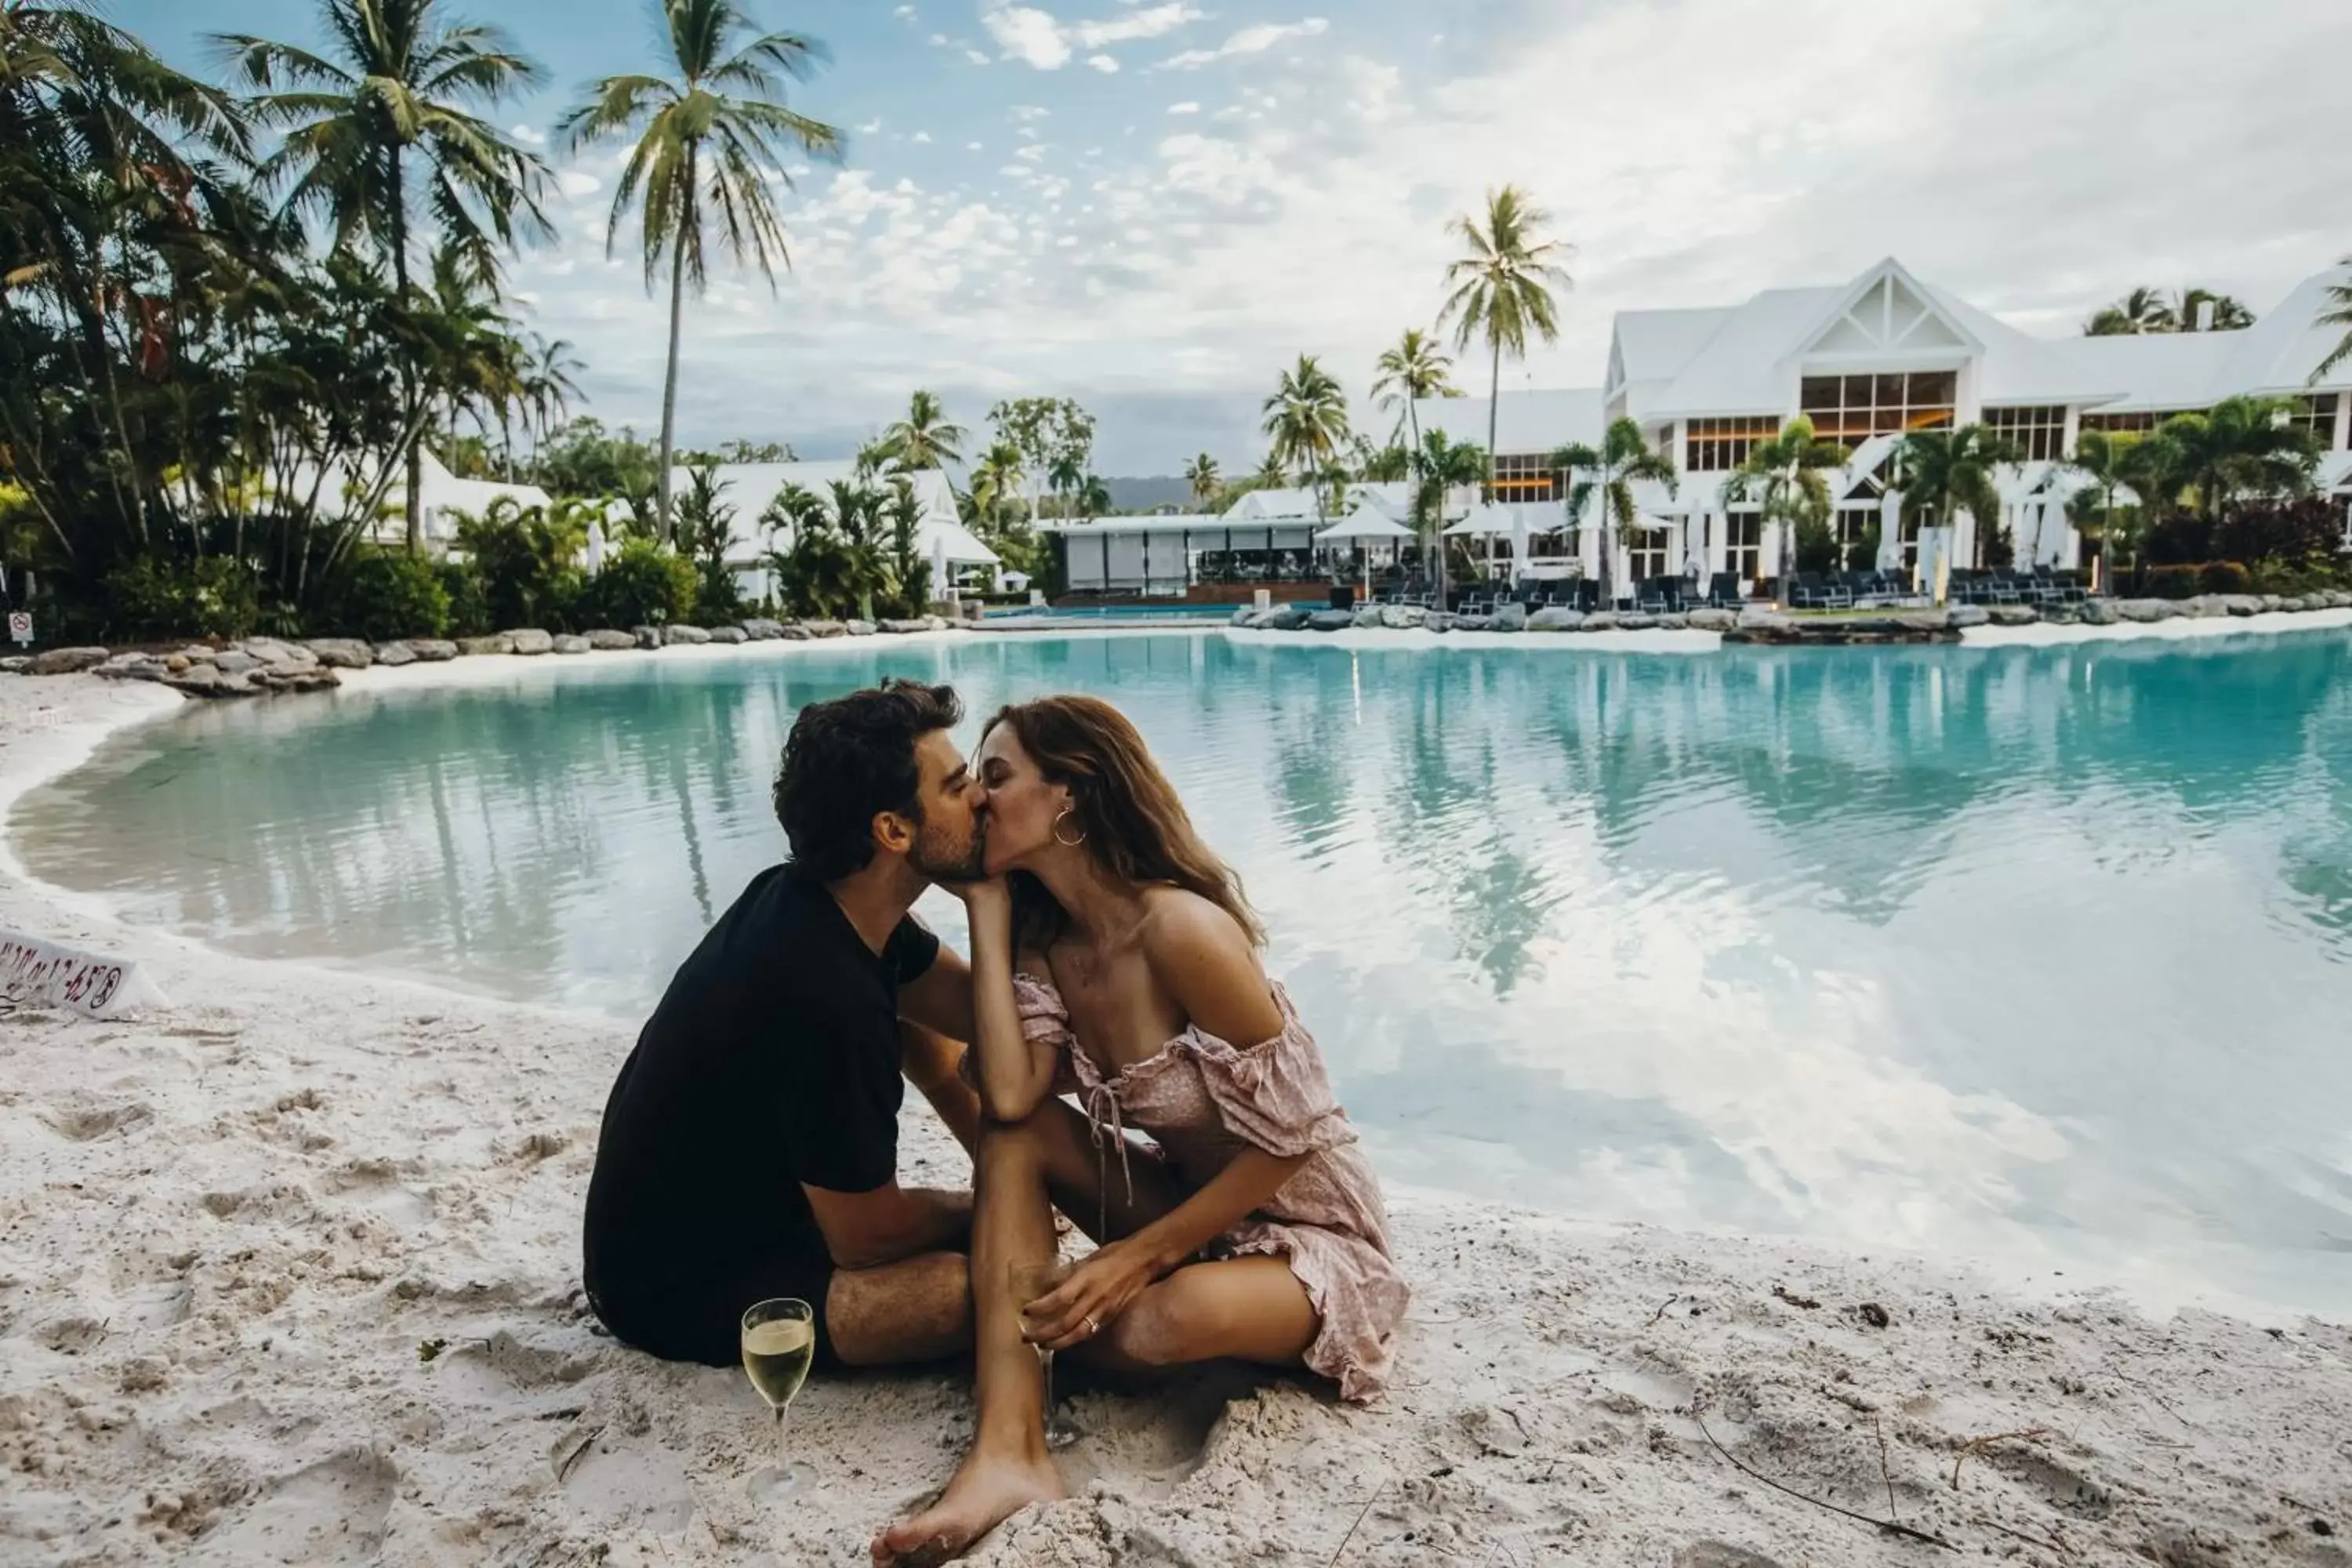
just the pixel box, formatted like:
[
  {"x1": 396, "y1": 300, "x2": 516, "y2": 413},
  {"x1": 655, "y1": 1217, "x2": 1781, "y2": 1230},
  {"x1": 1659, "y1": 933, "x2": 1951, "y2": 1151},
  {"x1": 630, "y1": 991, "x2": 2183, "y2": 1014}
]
[{"x1": 4, "y1": 670, "x2": 2350, "y2": 1567}]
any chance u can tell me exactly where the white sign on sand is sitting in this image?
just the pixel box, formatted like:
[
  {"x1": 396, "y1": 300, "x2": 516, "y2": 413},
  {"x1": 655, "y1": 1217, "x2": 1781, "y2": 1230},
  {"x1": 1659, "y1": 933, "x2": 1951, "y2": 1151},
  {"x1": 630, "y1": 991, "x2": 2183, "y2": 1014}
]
[
  {"x1": 7, "y1": 612, "x2": 28, "y2": 645},
  {"x1": 0, "y1": 929, "x2": 168, "y2": 1018}
]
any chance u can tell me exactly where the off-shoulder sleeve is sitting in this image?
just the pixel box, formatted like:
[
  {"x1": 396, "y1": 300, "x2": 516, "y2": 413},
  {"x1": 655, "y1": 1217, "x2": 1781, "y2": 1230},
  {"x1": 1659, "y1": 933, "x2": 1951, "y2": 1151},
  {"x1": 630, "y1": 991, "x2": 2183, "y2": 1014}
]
[
  {"x1": 1181, "y1": 989, "x2": 1356, "y2": 1158},
  {"x1": 960, "y1": 972, "x2": 1083, "y2": 1097}
]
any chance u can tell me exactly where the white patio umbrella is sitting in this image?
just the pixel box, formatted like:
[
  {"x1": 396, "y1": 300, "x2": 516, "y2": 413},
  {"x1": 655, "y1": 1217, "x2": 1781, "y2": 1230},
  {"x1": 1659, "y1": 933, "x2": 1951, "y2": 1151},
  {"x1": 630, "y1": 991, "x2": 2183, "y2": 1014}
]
[{"x1": 1316, "y1": 504, "x2": 1416, "y2": 594}]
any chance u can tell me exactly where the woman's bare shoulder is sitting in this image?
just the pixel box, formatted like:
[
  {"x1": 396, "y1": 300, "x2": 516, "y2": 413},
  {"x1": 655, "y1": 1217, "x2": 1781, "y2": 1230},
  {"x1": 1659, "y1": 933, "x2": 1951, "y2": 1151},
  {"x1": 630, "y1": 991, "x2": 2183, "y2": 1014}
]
[{"x1": 1138, "y1": 888, "x2": 1279, "y2": 1040}]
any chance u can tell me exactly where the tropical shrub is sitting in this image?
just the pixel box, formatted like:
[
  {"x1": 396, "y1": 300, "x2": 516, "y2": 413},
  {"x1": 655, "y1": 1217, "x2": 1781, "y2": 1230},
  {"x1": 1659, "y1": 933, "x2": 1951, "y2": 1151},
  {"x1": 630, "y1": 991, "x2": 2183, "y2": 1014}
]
[
  {"x1": 2248, "y1": 560, "x2": 2338, "y2": 597},
  {"x1": 326, "y1": 548, "x2": 452, "y2": 641},
  {"x1": 454, "y1": 500, "x2": 584, "y2": 631},
  {"x1": 438, "y1": 560, "x2": 494, "y2": 638},
  {"x1": 1793, "y1": 514, "x2": 1838, "y2": 574},
  {"x1": 99, "y1": 556, "x2": 263, "y2": 641},
  {"x1": 2141, "y1": 564, "x2": 2203, "y2": 599},
  {"x1": 574, "y1": 539, "x2": 698, "y2": 628},
  {"x1": 2198, "y1": 561, "x2": 2252, "y2": 595},
  {"x1": 2214, "y1": 499, "x2": 2347, "y2": 571}
]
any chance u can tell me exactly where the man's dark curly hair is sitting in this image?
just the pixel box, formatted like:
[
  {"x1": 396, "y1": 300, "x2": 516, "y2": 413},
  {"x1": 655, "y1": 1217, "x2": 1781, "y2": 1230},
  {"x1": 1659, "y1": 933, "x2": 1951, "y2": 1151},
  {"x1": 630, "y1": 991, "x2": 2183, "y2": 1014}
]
[{"x1": 774, "y1": 680, "x2": 964, "y2": 880}]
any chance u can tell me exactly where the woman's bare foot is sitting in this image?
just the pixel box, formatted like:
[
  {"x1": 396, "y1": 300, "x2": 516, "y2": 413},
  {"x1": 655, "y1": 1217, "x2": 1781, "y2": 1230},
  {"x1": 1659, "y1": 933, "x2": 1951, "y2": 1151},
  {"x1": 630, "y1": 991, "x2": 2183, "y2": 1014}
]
[{"x1": 870, "y1": 1446, "x2": 1065, "y2": 1566}]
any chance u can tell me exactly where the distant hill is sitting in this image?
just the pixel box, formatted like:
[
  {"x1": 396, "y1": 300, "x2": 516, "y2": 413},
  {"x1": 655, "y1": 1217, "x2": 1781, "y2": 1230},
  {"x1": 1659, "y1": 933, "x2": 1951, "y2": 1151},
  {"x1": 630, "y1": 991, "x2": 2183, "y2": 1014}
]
[{"x1": 1102, "y1": 475, "x2": 1198, "y2": 514}]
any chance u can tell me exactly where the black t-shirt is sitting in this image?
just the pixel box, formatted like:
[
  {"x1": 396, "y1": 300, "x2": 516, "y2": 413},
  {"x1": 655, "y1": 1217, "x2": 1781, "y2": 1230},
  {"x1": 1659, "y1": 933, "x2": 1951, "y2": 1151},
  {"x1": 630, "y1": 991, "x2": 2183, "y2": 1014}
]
[{"x1": 582, "y1": 865, "x2": 939, "y2": 1299}]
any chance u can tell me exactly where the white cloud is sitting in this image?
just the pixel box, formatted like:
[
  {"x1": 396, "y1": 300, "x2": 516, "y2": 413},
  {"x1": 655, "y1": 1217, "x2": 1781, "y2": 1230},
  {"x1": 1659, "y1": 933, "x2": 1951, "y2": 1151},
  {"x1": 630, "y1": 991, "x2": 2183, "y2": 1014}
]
[
  {"x1": 1011, "y1": 104, "x2": 1051, "y2": 122},
  {"x1": 557, "y1": 169, "x2": 603, "y2": 198},
  {"x1": 1156, "y1": 16, "x2": 1328, "y2": 71},
  {"x1": 1087, "y1": 53, "x2": 1120, "y2": 73},
  {"x1": 931, "y1": 31, "x2": 949, "y2": 45},
  {"x1": 967, "y1": 140, "x2": 985, "y2": 151},
  {"x1": 981, "y1": 1, "x2": 1203, "y2": 71},
  {"x1": 510, "y1": 123, "x2": 548, "y2": 146},
  {"x1": 965, "y1": 48, "x2": 992, "y2": 65},
  {"x1": 913, "y1": 131, "x2": 934, "y2": 144},
  {"x1": 858, "y1": 118, "x2": 884, "y2": 133},
  {"x1": 894, "y1": 3, "x2": 916, "y2": 16},
  {"x1": 1167, "y1": 101, "x2": 1200, "y2": 114}
]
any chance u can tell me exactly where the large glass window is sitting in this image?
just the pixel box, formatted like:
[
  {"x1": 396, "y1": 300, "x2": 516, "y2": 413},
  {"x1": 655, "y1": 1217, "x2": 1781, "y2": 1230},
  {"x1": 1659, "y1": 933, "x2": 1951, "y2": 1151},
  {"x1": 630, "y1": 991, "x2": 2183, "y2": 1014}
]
[
  {"x1": 1798, "y1": 370, "x2": 1956, "y2": 445},
  {"x1": 1982, "y1": 405, "x2": 2068, "y2": 463},
  {"x1": 2078, "y1": 409, "x2": 2181, "y2": 435},
  {"x1": 1726, "y1": 513, "x2": 1762, "y2": 583},
  {"x1": 1685, "y1": 416, "x2": 1780, "y2": 472},
  {"x1": 1835, "y1": 508, "x2": 1882, "y2": 570},
  {"x1": 1627, "y1": 528, "x2": 1670, "y2": 583},
  {"x1": 2290, "y1": 394, "x2": 2340, "y2": 445},
  {"x1": 1491, "y1": 452, "x2": 1562, "y2": 503}
]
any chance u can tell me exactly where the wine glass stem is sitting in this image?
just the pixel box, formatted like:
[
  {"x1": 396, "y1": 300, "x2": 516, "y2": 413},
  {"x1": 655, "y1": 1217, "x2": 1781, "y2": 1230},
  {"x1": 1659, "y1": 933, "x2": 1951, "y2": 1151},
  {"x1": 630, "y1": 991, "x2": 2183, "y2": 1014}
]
[
  {"x1": 1037, "y1": 1347, "x2": 1054, "y2": 1421},
  {"x1": 774, "y1": 1402, "x2": 793, "y2": 1473}
]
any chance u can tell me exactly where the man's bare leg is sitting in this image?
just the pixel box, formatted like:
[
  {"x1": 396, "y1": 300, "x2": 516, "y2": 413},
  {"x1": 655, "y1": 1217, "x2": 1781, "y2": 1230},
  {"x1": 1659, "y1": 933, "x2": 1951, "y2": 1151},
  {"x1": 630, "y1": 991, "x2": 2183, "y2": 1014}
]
[
  {"x1": 872, "y1": 1105, "x2": 1178, "y2": 1565},
  {"x1": 827, "y1": 1250, "x2": 973, "y2": 1367}
]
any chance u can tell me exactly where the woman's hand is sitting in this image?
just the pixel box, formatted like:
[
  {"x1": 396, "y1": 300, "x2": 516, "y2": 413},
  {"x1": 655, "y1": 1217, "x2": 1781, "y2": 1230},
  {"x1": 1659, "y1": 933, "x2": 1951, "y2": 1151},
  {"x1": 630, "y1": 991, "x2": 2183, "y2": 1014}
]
[
  {"x1": 953, "y1": 877, "x2": 1012, "y2": 921},
  {"x1": 1022, "y1": 1239, "x2": 1160, "y2": 1352}
]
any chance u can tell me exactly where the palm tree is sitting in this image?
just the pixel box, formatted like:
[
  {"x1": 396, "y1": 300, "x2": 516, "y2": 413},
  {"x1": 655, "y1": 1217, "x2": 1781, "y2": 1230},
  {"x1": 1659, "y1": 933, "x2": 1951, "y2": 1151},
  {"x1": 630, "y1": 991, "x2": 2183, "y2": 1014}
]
[
  {"x1": 1260, "y1": 353, "x2": 1350, "y2": 518},
  {"x1": 1437, "y1": 185, "x2": 1572, "y2": 501},
  {"x1": 557, "y1": 0, "x2": 841, "y2": 543},
  {"x1": 2061, "y1": 427, "x2": 2138, "y2": 589},
  {"x1": 1556, "y1": 419, "x2": 1677, "y2": 607},
  {"x1": 2311, "y1": 258, "x2": 2352, "y2": 382},
  {"x1": 1408, "y1": 430, "x2": 1486, "y2": 601},
  {"x1": 516, "y1": 332, "x2": 584, "y2": 474},
  {"x1": 2085, "y1": 285, "x2": 2254, "y2": 336},
  {"x1": 1722, "y1": 416, "x2": 1847, "y2": 604},
  {"x1": 881, "y1": 389, "x2": 966, "y2": 472},
  {"x1": 1046, "y1": 448, "x2": 1085, "y2": 519},
  {"x1": 1897, "y1": 425, "x2": 2019, "y2": 575},
  {"x1": 1182, "y1": 453, "x2": 1221, "y2": 513},
  {"x1": 2143, "y1": 395, "x2": 2320, "y2": 522},
  {"x1": 2084, "y1": 286, "x2": 2173, "y2": 336},
  {"x1": 966, "y1": 440, "x2": 1023, "y2": 534},
  {"x1": 1251, "y1": 451, "x2": 1287, "y2": 489},
  {"x1": 217, "y1": 0, "x2": 551, "y2": 552},
  {"x1": 1371, "y1": 327, "x2": 1457, "y2": 453}
]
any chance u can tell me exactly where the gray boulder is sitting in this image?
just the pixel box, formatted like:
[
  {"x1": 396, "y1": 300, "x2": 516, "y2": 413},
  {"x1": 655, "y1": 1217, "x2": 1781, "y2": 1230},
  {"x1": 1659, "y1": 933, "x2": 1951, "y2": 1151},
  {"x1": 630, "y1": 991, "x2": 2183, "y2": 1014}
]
[
  {"x1": 1307, "y1": 609, "x2": 1356, "y2": 632},
  {"x1": 1378, "y1": 604, "x2": 1427, "y2": 630},
  {"x1": 456, "y1": 633, "x2": 515, "y2": 656},
  {"x1": 504, "y1": 628, "x2": 555, "y2": 655},
  {"x1": 251, "y1": 665, "x2": 339, "y2": 694},
  {"x1": 662, "y1": 624, "x2": 711, "y2": 646},
  {"x1": 2178, "y1": 595, "x2": 2226, "y2": 619},
  {"x1": 239, "y1": 637, "x2": 316, "y2": 669},
  {"x1": 1656, "y1": 612, "x2": 1690, "y2": 630},
  {"x1": 1988, "y1": 604, "x2": 2040, "y2": 626},
  {"x1": 162, "y1": 665, "x2": 256, "y2": 699},
  {"x1": 1452, "y1": 613, "x2": 1494, "y2": 632},
  {"x1": 844, "y1": 619, "x2": 878, "y2": 637},
  {"x1": 774, "y1": 622, "x2": 812, "y2": 641},
  {"x1": 2081, "y1": 599, "x2": 2122, "y2": 625},
  {"x1": 1527, "y1": 607, "x2": 1585, "y2": 632},
  {"x1": 1491, "y1": 602, "x2": 1529, "y2": 633},
  {"x1": 2326, "y1": 590, "x2": 2352, "y2": 609},
  {"x1": 2042, "y1": 603, "x2": 2081, "y2": 624},
  {"x1": 1947, "y1": 604, "x2": 1991, "y2": 629},
  {"x1": 586, "y1": 630, "x2": 638, "y2": 651},
  {"x1": 371, "y1": 641, "x2": 418, "y2": 667},
  {"x1": 1352, "y1": 606, "x2": 1385, "y2": 628},
  {"x1": 551, "y1": 634, "x2": 592, "y2": 655},
  {"x1": 93, "y1": 652, "x2": 166, "y2": 681},
  {"x1": 406, "y1": 639, "x2": 459, "y2": 662},
  {"x1": 804, "y1": 620, "x2": 847, "y2": 638},
  {"x1": 878, "y1": 619, "x2": 930, "y2": 635},
  {"x1": 2118, "y1": 599, "x2": 2178, "y2": 622},
  {"x1": 303, "y1": 638, "x2": 373, "y2": 670},
  {"x1": 28, "y1": 646, "x2": 108, "y2": 675},
  {"x1": 1580, "y1": 611, "x2": 1620, "y2": 632},
  {"x1": 212, "y1": 649, "x2": 262, "y2": 674},
  {"x1": 1229, "y1": 607, "x2": 1254, "y2": 626},
  {"x1": 1261, "y1": 605, "x2": 1311, "y2": 631},
  {"x1": 2260, "y1": 593, "x2": 2286, "y2": 612},
  {"x1": 739, "y1": 618, "x2": 786, "y2": 641},
  {"x1": 1683, "y1": 608, "x2": 1736, "y2": 631},
  {"x1": 0, "y1": 656, "x2": 28, "y2": 675},
  {"x1": 632, "y1": 625, "x2": 665, "y2": 649},
  {"x1": 707, "y1": 626, "x2": 750, "y2": 644},
  {"x1": 1613, "y1": 612, "x2": 1658, "y2": 630},
  {"x1": 1733, "y1": 608, "x2": 1792, "y2": 634},
  {"x1": 2220, "y1": 594, "x2": 2264, "y2": 617},
  {"x1": 1896, "y1": 609, "x2": 1952, "y2": 633},
  {"x1": 2296, "y1": 593, "x2": 2329, "y2": 612},
  {"x1": 1421, "y1": 612, "x2": 1456, "y2": 633}
]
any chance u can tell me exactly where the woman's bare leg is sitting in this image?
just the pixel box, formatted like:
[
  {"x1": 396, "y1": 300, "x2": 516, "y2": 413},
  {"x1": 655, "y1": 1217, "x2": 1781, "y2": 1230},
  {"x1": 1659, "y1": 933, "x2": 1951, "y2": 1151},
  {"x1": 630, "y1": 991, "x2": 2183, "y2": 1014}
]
[
  {"x1": 1083, "y1": 1256, "x2": 1319, "y2": 1377},
  {"x1": 873, "y1": 1104, "x2": 1178, "y2": 1566}
]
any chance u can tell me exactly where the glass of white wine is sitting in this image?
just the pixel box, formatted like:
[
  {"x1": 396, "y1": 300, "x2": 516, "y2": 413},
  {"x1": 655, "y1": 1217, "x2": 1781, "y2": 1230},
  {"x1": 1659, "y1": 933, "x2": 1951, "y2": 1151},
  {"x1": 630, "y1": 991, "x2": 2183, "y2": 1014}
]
[
  {"x1": 1008, "y1": 1258, "x2": 1080, "y2": 1450},
  {"x1": 739, "y1": 1298, "x2": 816, "y2": 1502}
]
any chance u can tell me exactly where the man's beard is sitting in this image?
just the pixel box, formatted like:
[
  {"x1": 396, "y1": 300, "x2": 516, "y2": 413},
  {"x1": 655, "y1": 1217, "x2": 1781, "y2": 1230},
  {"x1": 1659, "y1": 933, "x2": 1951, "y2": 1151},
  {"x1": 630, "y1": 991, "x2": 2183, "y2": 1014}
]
[{"x1": 909, "y1": 814, "x2": 987, "y2": 884}]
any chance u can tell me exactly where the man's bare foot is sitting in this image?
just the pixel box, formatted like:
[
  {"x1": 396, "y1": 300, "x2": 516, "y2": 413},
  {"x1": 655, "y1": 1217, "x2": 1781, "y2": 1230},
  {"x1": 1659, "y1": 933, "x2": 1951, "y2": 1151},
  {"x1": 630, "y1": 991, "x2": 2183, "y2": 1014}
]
[{"x1": 870, "y1": 1446, "x2": 1065, "y2": 1566}]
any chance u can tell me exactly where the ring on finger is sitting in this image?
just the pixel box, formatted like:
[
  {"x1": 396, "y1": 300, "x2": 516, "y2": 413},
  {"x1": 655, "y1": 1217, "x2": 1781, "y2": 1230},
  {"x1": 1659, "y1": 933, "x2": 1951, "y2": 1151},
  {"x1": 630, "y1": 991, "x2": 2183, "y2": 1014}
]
[{"x1": 1083, "y1": 1314, "x2": 1100, "y2": 1335}]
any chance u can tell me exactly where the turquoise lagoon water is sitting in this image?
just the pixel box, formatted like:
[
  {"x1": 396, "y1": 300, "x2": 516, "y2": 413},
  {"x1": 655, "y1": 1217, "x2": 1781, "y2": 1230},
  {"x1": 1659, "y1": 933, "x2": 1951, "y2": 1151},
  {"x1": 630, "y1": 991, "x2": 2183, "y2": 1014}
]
[{"x1": 16, "y1": 631, "x2": 2352, "y2": 1314}]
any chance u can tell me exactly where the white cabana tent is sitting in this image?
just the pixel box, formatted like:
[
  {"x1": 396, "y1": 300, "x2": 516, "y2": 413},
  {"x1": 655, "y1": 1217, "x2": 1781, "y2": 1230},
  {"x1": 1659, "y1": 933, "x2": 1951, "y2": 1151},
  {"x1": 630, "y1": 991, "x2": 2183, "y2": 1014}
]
[{"x1": 1316, "y1": 503, "x2": 1415, "y2": 594}]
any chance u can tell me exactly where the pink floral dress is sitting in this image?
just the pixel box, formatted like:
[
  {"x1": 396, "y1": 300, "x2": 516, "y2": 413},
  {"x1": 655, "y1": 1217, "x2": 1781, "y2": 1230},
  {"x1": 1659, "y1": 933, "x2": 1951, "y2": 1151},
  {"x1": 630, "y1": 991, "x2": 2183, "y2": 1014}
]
[{"x1": 1011, "y1": 972, "x2": 1408, "y2": 1402}]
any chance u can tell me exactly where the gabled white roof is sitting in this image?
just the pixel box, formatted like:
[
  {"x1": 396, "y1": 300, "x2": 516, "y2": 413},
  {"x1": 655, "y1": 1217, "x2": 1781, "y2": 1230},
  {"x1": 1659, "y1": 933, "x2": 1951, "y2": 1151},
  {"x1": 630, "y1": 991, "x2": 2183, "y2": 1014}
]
[
  {"x1": 1411, "y1": 388, "x2": 1603, "y2": 456},
  {"x1": 2210, "y1": 266, "x2": 2352, "y2": 394},
  {"x1": 1218, "y1": 481, "x2": 1414, "y2": 522},
  {"x1": 1644, "y1": 286, "x2": 1842, "y2": 418},
  {"x1": 1609, "y1": 307, "x2": 1735, "y2": 391}
]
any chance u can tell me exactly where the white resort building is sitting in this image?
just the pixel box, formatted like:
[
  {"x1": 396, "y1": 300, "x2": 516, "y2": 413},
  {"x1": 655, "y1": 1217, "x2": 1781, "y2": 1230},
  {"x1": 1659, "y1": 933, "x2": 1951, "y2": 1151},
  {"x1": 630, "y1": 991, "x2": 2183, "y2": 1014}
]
[{"x1": 1052, "y1": 257, "x2": 2352, "y2": 597}]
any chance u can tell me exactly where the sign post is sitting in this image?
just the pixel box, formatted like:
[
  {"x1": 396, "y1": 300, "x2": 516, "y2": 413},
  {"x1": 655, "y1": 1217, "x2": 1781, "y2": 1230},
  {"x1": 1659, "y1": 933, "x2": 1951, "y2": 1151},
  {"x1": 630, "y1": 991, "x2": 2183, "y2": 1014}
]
[{"x1": 7, "y1": 611, "x2": 30, "y2": 647}]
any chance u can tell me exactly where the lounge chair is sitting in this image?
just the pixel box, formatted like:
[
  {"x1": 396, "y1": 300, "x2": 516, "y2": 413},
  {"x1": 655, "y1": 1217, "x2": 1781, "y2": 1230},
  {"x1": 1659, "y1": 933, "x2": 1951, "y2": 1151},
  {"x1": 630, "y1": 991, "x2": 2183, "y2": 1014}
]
[
  {"x1": 1791, "y1": 572, "x2": 1850, "y2": 610},
  {"x1": 1704, "y1": 572, "x2": 1744, "y2": 609}
]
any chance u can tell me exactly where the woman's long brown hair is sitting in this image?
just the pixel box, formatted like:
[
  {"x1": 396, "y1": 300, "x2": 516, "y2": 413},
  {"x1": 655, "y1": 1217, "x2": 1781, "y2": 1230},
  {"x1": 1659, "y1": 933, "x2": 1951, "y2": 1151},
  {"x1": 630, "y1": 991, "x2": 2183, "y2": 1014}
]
[{"x1": 983, "y1": 696, "x2": 1265, "y2": 950}]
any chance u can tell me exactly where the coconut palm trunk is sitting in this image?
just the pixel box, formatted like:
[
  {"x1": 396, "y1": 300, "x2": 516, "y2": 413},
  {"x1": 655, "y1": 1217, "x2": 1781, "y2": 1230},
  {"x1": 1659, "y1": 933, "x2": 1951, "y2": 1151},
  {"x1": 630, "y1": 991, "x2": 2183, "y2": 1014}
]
[{"x1": 655, "y1": 147, "x2": 694, "y2": 546}]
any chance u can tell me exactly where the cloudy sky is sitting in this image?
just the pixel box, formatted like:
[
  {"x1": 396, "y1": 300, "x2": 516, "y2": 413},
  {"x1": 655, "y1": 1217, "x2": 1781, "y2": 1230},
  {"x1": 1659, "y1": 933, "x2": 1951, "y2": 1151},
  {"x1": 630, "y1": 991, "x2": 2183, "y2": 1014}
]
[{"x1": 131, "y1": 0, "x2": 2352, "y2": 474}]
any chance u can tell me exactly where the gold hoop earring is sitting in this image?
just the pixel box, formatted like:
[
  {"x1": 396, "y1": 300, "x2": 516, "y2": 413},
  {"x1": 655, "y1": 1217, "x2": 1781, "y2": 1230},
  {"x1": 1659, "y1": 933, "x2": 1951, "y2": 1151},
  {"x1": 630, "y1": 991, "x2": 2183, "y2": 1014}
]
[{"x1": 1052, "y1": 806, "x2": 1087, "y2": 848}]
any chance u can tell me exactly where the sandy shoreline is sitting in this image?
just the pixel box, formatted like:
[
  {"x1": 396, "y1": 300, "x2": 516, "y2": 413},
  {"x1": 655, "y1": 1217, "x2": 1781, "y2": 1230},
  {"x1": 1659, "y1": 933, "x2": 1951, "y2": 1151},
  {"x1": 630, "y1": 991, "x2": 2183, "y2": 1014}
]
[{"x1": 3, "y1": 671, "x2": 2349, "y2": 1566}]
